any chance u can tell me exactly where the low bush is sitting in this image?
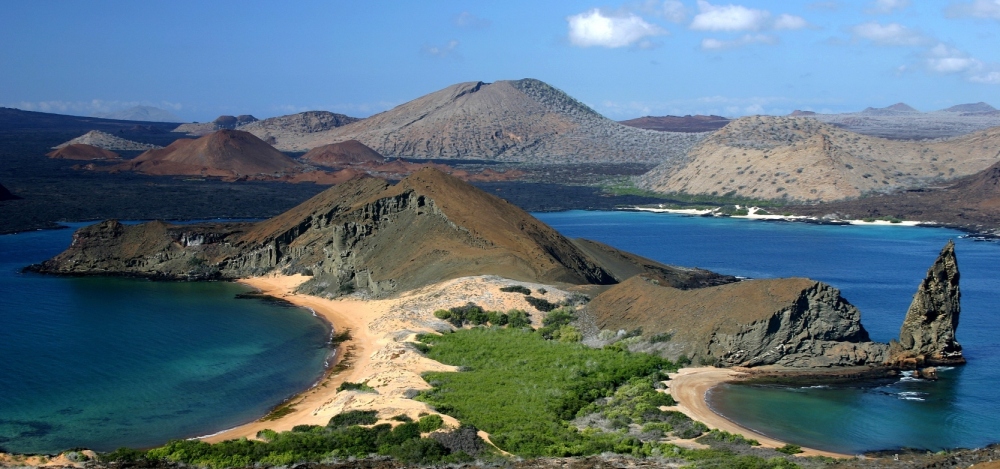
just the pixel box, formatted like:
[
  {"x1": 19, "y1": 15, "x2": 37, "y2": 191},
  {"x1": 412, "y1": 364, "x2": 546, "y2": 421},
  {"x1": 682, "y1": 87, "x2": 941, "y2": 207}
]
[
  {"x1": 336, "y1": 381, "x2": 375, "y2": 393},
  {"x1": 500, "y1": 285, "x2": 531, "y2": 295},
  {"x1": 525, "y1": 296, "x2": 558, "y2": 312},
  {"x1": 776, "y1": 444, "x2": 803, "y2": 455},
  {"x1": 327, "y1": 409, "x2": 378, "y2": 428}
]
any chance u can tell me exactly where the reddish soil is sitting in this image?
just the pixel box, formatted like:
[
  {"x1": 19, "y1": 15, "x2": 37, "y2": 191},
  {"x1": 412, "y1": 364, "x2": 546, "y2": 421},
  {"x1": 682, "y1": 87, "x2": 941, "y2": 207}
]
[
  {"x1": 46, "y1": 144, "x2": 121, "y2": 161},
  {"x1": 301, "y1": 140, "x2": 386, "y2": 166}
]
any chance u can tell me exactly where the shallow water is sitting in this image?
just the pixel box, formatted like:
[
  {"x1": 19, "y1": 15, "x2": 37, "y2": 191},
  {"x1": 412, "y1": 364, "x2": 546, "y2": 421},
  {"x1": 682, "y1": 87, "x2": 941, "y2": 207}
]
[
  {"x1": 0, "y1": 224, "x2": 331, "y2": 454},
  {"x1": 537, "y1": 211, "x2": 1000, "y2": 454}
]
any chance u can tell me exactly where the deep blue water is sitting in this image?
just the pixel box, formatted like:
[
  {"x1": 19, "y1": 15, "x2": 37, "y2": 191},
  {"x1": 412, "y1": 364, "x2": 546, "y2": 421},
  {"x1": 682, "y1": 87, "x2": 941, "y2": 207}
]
[
  {"x1": 0, "y1": 223, "x2": 331, "y2": 454},
  {"x1": 535, "y1": 211, "x2": 1000, "y2": 454}
]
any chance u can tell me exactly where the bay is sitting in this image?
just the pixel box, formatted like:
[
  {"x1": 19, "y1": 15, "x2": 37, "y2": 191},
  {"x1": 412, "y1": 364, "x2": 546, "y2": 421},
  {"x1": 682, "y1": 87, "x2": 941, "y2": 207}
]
[
  {"x1": 0, "y1": 223, "x2": 331, "y2": 454},
  {"x1": 536, "y1": 210, "x2": 1000, "y2": 454}
]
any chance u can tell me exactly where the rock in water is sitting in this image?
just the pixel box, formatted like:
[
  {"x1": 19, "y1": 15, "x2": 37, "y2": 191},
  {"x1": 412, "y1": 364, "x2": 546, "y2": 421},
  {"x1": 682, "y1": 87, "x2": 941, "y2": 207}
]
[{"x1": 893, "y1": 240, "x2": 964, "y2": 367}]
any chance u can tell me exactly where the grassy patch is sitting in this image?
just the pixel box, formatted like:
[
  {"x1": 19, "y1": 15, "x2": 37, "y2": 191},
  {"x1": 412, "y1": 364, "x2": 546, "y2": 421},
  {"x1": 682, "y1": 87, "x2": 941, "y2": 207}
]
[{"x1": 417, "y1": 327, "x2": 677, "y2": 457}]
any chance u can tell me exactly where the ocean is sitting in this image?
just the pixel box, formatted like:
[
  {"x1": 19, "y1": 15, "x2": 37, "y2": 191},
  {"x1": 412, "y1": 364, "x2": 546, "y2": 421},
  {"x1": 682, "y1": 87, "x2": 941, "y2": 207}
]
[
  {"x1": 2, "y1": 212, "x2": 998, "y2": 455},
  {"x1": 536, "y1": 210, "x2": 1000, "y2": 454},
  {"x1": 0, "y1": 223, "x2": 331, "y2": 454}
]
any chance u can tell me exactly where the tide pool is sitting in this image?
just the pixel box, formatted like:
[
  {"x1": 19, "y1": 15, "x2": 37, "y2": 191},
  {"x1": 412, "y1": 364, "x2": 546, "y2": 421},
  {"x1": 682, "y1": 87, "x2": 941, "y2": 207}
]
[
  {"x1": 536, "y1": 211, "x2": 1000, "y2": 454},
  {"x1": 0, "y1": 224, "x2": 331, "y2": 454}
]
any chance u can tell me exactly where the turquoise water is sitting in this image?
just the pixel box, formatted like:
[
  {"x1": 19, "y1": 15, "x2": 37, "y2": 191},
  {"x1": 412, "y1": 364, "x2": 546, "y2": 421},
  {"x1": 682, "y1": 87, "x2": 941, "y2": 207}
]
[
  {"x1": 0, "y1": 224, "x2": 331, "y2": 454},
  {"x1": 536, "y1": 211, "x2": 1000, "y2": 454}
]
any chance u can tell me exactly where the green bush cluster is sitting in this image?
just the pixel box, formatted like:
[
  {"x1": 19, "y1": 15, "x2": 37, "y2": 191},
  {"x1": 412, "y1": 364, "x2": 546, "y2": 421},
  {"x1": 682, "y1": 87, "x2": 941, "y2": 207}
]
[
  {"x1": 433, "y1": 303, "x2": 531, "y2": 328},
  {"x1": 700, "y1": 429, "x2": 761, "y2": 446},
  {"x1": 499, "y1": 285, "x2": 531, "y2": 295},
  {"x1": 536, "y1": 307, "x2": 577, "y2": 340},
  {"x1": 577, "y1": 377, "x2": 676, "y2": 428},
  {"x1": 327, "y1": 409, "x2": 378, "y2": 427},
  {"x1": 525, "y1": 296, "x2": 558, "y2": 312},
  {"x1": 777, "y1": 444, "x2": 803, "y2": 455},
  {"x1": 103, "y1": 417, "x2": 482, "y2": 468},
  {"x1": 336, "y1": 381, "x2": 375, "y2": 393},
  {"x1": 417, "y1": 327, "x2": 678, "y2": 457}
]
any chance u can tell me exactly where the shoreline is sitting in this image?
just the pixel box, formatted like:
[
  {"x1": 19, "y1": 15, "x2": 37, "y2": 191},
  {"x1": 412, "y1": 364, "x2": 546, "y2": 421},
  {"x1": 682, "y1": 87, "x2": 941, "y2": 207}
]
[{"x1": 665, "y1": 367, "x2": 853, "y2": 459}]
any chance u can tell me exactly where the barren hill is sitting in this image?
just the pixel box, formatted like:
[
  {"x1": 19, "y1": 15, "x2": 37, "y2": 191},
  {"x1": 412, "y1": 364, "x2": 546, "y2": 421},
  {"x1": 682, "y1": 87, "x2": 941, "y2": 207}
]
[
  {"x1": 862, "y1": 103, "x2": 919, "y2": 115},
  {"x1": 239, "y1": 111, "x2": 361, "y2": 144},
  {"x1": 252, "y1": 79, "x2": 704, "y2": 164},
  {"x1": 46, "y1": 144, "x2": 121, "y2": 160},
  {"x1": 942, "y1": 102, "x2": 997, "y2": 113},
  {"x1": 32, "y1": 168, "x2": 734, "y2": 296},
  {"x1": 800, "y1": 103, "x2": 1000, "y2": 140},
  {"x1": 787, "y1": 159, "x2": 1000, "y2": 231},
  {"x1": 301, "y1": 140, "x2": 385, "y2": 167},
  {"x1": 636, "y1": 116, "x2": 1000, "y2": 202},
  {"x1": 618, "y1": 115, "x2": 730, "y2": 133},
  {"x1": 54, "y1": 130, "x2": 161, "y2": 151},
  {"x1": 123, "y1": 130, "x2": 304, "y2": 178}
]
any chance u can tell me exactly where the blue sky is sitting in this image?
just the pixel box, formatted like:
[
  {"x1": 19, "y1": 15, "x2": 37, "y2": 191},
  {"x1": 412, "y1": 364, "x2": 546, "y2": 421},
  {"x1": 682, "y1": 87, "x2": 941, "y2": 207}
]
[{"x1": 2, "y1": 0, "x2": 998, "y2": 121}]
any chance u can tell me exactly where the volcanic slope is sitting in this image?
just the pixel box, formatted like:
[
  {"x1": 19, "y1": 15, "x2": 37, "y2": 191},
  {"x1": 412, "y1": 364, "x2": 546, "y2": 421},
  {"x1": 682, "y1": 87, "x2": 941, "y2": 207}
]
[
  {"x1": 636, "y1": 116, "x2": 1000, "y2": 202},
  {"x1": 301, "y1": 140, "x2": 385, "y2": 167},
  {"x1": 801, "y1": 102, "x2": 1000, "y2": 140},
  {"x1": 257, "y1": 79, "x2": 704, "y2": 164},
  {"x1": 46, "y1": 144, "x2": 121, "y2": 160},
  {"x1": 619, "y1": 115, "x2": 731, "y2": 133},
  {"x1": 54, "y1": 130, "x2": 161, "y2": 151},
  {"x1": 239, "y1": 111, "x2": 360, "y2": 144},
  {"x1": 32, "y1": 168, "x2": 735, "y2": 297},
  {"x1": 122, "y1": 130, "x2": 305, "y2": 178}
]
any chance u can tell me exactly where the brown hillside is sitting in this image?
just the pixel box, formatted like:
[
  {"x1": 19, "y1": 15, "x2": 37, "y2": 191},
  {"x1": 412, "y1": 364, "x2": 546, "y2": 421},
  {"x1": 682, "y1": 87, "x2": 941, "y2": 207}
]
[
  {"x1": 124, "y1": 130, "x2": 304, "y2": 178},
  {"x1": 251, "y1": 79, "x2": 703, "y2": 164},
  {"x1": 618, "y1": 115, "x2": 730, "y2": 133},
  {"x1": 636, "y1": 116, "x2": 1000, "y2": 202},
  {"x1": 46, "y1": 144, "x2": 121, "y2": 161},
  {"x1": 584, "y1": 275, "x2": 887, "y2": 368},
  {"x1": 301, "y1": 140, "x2": 386, "y2": 166}
]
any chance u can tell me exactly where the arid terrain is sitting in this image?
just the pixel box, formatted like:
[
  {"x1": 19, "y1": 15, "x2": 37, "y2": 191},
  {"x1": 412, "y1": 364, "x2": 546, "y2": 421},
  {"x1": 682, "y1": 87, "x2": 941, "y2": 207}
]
[{"x1": 793, "y1": 102, "x2": 1000, "y2": 140}]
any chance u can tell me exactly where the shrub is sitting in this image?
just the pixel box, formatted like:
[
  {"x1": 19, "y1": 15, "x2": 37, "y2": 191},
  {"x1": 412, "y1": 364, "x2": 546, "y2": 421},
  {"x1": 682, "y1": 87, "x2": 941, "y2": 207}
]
[
  {"x1": 649, "y1": 332, "x2": 672, "y2": 343},
  {"x1": 507, "y1": 309, "x2": 531, "y2": 328},
  {"x1": 391, "y1": 414, "x2": 413, "y2": 422},
  {"x1": 418, "y1": 414, "x2": 444, "y2": 433},
  {"x1": 500, "y1": 285, "x2": 531, "y2": 295},
  {"x1": 337, "y1": 381, "x2": 375, "y2": 393},
  {"x1": 776, "y1": 444, "x2": 803, "y2": 455},
  {"x1": 525, "y1": 296, "x2": 557, "y2": 312},
  {"x1": 328, "y1": 409, "x2": 378, "y2": 428}
]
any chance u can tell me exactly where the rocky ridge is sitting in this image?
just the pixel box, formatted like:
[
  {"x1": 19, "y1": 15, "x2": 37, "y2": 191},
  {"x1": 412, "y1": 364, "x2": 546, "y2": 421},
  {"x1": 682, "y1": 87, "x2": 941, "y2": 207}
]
[
  {"x1": 249, "y1": 79, "x2": 705, "y2": 164},
  {"x1": 54, "y1": 130, "x2": 162, "y2": 151},
  {"x1": 636, "y1": 116, "x2": 1000, "y2": 202},
  {"x1": 799, "y1": 102, "x2": 1000, "y2": 140},
  {"x1": 618, "y1": 115, "x2": 731, "y2": 133}
]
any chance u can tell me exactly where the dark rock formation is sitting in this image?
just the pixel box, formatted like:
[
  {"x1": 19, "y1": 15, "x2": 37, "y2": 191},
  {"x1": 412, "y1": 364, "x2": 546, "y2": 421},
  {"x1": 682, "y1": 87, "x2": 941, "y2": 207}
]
[
  {"x1": 0, "y1": 182, "x2": 18, "y2": 201},
  {"x1": 889, "y1": 240, "x2": 964, "y2": 368},
  {"x1": 583, "y1": 275, "x2": 889, "y2": 368},
  {"x1": 30, "y1": 169, "x2": 720, "y2": 298},
  {"x1": 213, "y1": 115, "x2": 258, "y2": 129}
]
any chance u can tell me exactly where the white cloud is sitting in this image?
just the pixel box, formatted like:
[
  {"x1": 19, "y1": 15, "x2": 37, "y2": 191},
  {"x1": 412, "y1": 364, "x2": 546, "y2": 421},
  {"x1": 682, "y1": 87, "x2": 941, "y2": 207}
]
[
  {"x1": 567, "y1": 9, "x2": 666, "y2": 48},
  {"x1": 662, "y1": 0, "x2": 688, "y2": 23},
  {"x1": 850, "y1": 21, "x2": 928, "y2": 46},
  {"x1": 690, "y1": 0, "x2": 771, "y2": 31},
  {"x1": 925, "y1": 44, "x2": 982, "y2": 73},
  {"x1": 701, "y1": 34, "x2": 778, "y2": 49},
  {"x1": 773, "y1": 14, "x2": 810, "y2": 30},
  {"x1": 865, "y1": 0, "x2": 912, "y2": 14},
  {"x1": 970, "y1": 71, "x2": 1000, "y2": 84},
  {"x1": 422, "y1": 40, "x2": 460, "y2": 58},
  {"x1": 454, "y1": 12, "x2": 491, "y2": 29},
  {"x1": 945, "y1": 0, "x2": 1000, "y2": 20}
]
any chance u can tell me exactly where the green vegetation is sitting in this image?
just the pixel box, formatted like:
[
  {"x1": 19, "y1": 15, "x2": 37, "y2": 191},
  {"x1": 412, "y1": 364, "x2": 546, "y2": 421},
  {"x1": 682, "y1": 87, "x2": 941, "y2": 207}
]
[
  {"x1": 418, "y1": 414, "x2": 444, "y2": 433},
  {"x1": 861, "y1": 216, "x2": 903, "y2": 223},
  {"x1": 525, "y1": 295, "x2": 558, "y2": 312},
  {"x1": 604, "y1": 181, "x2": 784, "y2": 208},
  {"x1": 417, "y1": 327, "x2": 677, "y2": 457},
  {"x1": 105, "y1": 421, "x2": 480, "y2": 468},
  {"x1": 327, "y1": 409, "x2": 378, "y2": 427},
  {"x1": 699, "y1": 429, "x2": 761, "y2": 446},
  {"x1": 433, "y1": 303, "x2": 529, "y2": 328},
  {"x1": 336, "y1": 381, "x2": 375, "y2": 393},
  {"x1": 777, "y1": 444, "x2": 804, "y2": 455},
  {"x1": 500, "y1": 285, "x2": 532, "y2": 295}
]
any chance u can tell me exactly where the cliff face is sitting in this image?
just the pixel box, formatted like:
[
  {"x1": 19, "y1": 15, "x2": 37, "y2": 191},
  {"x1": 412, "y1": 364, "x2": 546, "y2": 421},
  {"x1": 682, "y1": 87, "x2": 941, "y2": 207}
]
[
  {"x1": 584, "y1": 276, "x2": 888, "y2": 368},
  {"x1": 31, "y1": 169, "x2": 727, "y2": 298},
  {"x1": 889, "y1": 241, "x2": 964, "y2": 368}
]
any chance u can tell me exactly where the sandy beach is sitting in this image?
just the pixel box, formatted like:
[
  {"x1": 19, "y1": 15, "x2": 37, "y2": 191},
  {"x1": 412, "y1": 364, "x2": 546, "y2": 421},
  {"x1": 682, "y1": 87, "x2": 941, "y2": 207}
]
[
  {"x1": 665, "y1": 367, "x2": 852, "y2": 458},
  {"x1": 202, "y1": 274, "x2": 572, "y2": 443}
]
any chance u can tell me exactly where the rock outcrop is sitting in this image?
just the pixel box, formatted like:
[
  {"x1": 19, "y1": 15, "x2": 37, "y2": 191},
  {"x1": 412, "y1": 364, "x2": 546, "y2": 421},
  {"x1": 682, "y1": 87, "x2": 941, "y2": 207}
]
[
  {"x1": 0, "y1": 182, "x2": 18, "y2": 201},
  {"x1": 213, "y1": 115, "x2": 258, "y2": 129},
  {"x1": 238, "y1": 111, "x2": 360, "y2": 144},
  {"x1": 889, "y1": 241, "x2": 964, "y2": 367},
  {"x1": 54, "y1": 130, "x2": 161, "y2": 151},
  {"x1": 46, "y1": 144, "x2": 121, "y2": 160},
  {"x1": 31, "y1": 169, "x2": 731, "y2": 297},
  {"x1": 583, "y1": 275, "x2": 889, "y2": 368}
]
